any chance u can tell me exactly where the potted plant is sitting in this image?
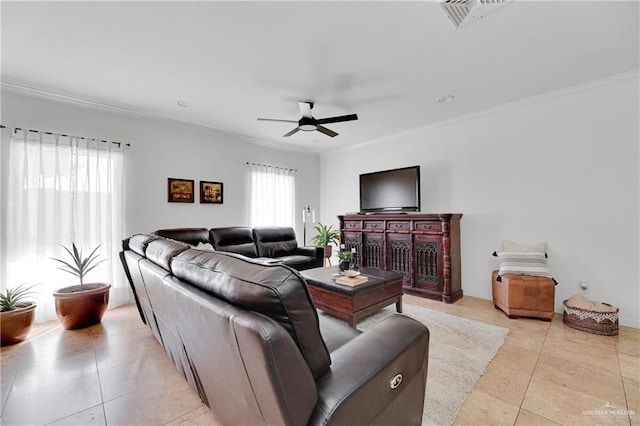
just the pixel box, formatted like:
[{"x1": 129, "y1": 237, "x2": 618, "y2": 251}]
[
  {"x1": 51, "y1": 243, "x2": 111, "y2": 330},
  {"x1": 310, "y1": 223, "x2": 340, "y2": 262},
  {"x1": 0, "y1": 284, "x2": 38, "y2": 346},
  {"x1": 337, "y1": 250, "x2": 353, "y2": 272}
]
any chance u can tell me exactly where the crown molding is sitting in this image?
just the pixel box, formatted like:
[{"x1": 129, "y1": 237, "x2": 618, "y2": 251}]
[
  {"x1": 0, "y1": 80, "x2": 312, "y2": 154},
  {"x1": 3, "y1": 69, "x2": 636, "y2": 157}
]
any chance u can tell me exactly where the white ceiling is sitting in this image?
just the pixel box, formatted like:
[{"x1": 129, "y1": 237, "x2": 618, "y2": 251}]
[{"x1": 2, "y1": 1, "x2": 638, "y2": 153}]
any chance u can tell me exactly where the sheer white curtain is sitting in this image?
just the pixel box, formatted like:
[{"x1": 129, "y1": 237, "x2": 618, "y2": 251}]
[
  {"x1": 249, "y1": 163, "x2": 295, "y2": 227},
  {"x1": 4, "y1": 129, "x2": 129, "y2": 323}
]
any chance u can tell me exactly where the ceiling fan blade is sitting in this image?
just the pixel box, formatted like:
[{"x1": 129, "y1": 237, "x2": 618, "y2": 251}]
[
  {"x1": 298, "y1": 101, "x2": 314, "y2": 118},
  {"x1": 257, "y1": 118, "x2": 298, "y2": 123},
  {"x1": 316, "y1": 126, "x2": 338, "y2": 137},
  {"x1": 283, "y1": 127, "x2": 300, "y2": 137},
  {"x1": 316, "y1": 114, "x2": 358, "y2": 125}
]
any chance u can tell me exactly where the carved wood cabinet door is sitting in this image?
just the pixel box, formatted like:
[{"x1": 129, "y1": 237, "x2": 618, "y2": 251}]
[
  {"x1": 361, "y1": 232, "x2": 385, "y2": 269},
  {"x1": 342, "y1": 231, "x2": 362, "y2": 265},
  {"x1": 413, "y1": 234, "x2": 443, "y2": 292},
  {"x1": 385, "y1": 232, "x2": 412, "y2": 285}
]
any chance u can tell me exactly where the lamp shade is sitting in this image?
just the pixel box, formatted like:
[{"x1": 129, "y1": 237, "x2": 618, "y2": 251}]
[{"x1": 302, "y1": 206, "x2": 316, "y2": 223}]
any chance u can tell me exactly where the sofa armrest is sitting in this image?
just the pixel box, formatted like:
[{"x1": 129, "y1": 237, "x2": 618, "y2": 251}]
[
  {"x1": 294, "y1": 246, "x2": 324, "y2": 267},
  {"x1": 308, "y1": 314, "x2": 429, "y2": 426}
]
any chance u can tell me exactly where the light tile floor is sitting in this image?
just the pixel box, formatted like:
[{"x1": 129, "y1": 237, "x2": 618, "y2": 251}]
[{"x1": 1, "y1": 295, "x2": 638, "y2": 425}]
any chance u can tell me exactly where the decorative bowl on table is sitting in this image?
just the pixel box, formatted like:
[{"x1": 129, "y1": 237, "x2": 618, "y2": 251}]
[{"x1": 343, "y1": 270, "x2": 361, "y2": 278}]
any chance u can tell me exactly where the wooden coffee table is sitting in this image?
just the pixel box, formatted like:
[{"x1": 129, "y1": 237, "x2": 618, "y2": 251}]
[{"x1": 301, "y1": 266, "x2": 403, "y2": 328}]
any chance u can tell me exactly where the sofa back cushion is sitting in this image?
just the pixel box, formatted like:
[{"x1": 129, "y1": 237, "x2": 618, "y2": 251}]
[
  {"x1": 171, "y1": 248, "x2": 331, "y2": 379},
  {"x1": 146, "y1": 238, "x2": 191, "y2": 272},
  {"x1": 154, "y1": 228, "x2": 210, "y2": 246},
  {"x1": 253, "y1": 226, "x2": 298, "y2": 258},
  {"x1": 209, "y1": 227, "x2": 258, "y2": 258},
  {"x1": 128, "y1": 234, "x2": 159, "y2": 257}
]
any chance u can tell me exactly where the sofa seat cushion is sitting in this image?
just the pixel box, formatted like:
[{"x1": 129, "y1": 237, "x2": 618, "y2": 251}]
[
  {"x1": 171, "y1": 249, "x2": 331, "y2": 379},
  {"x1": 275, "y1": 254, "x2": 319, "y2": 271},
  {"x1": 252, "y1": 257, "x2": 283, "y2": 266},
  {"x1": 317, "y1": 314, "x2": 361, "y2": 353},
  {"x1": 210, "y1": 227, "x2": 258, "y2": 258}
]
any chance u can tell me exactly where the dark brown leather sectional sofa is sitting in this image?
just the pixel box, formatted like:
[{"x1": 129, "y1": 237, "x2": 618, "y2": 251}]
[
  {"x1": 120, "y1": 233, "x2": 430, "y2": 425},
  {"x1": 155, "y1": 226, "x2": 323, "y2": 271}
]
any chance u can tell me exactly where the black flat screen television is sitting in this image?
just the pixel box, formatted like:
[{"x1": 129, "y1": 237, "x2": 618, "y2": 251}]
[{"x1": 359, "y1": 166, "x2": 420, "y2": 213}]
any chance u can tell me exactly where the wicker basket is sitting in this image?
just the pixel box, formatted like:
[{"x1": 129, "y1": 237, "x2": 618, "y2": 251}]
[{"x1": 562, "y1": 299, "x2": 619, "y2": 336}]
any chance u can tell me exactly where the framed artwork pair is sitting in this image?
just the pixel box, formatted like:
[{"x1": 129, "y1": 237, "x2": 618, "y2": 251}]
[{"x1": 167, "y1": 178, "x2": 223, "y2": 204}]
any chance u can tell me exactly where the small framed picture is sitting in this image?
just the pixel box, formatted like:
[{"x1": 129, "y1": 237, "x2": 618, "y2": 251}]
[
  {"x1": 200, "y1": 181, "x2": 223, "y2": 204},
  {"x1": 167, "y1": 178, "x2": 194, "y2": 203}
]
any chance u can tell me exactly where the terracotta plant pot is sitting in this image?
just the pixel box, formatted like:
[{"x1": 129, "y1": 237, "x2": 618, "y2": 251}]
[
  {"x1": 0, "y1": 303, "x2": 37, "y2": 346},
  {"x1": 53, "y1": 283, "x2": 111, "y2": 330}
]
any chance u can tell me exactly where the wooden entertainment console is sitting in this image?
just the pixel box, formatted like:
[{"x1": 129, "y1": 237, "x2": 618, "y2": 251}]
[{"x1": 338, "y1": 213, "x2": 463, "y2": 303}]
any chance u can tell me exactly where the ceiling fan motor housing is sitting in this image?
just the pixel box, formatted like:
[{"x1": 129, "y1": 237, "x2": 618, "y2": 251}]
[{"x1": 298, "y1": 116, "x2": 317, "y2": 131}]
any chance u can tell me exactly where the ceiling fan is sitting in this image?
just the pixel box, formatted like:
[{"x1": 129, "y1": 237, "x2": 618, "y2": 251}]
[{"x1": 258, "y1": 101, "x2": 358, "y2": 138}]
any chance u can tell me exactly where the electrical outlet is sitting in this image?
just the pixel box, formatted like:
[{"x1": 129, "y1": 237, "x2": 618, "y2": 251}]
[{"x1": 579, "y1": 280, "x2": 589, "y2": 294}]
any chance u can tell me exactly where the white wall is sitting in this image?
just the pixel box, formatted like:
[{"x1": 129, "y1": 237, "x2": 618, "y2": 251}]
[
  {"x1": 3, "y1": 73, "x2": 638, "y2": 328},
  {"x1": 1, "y1": 89, "x2": 320, "y2": 243},
  {"x1": 319, "y1": 73, "x2": 640, "y2": 327}
]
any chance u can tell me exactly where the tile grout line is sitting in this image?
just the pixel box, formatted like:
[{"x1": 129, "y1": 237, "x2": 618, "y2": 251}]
[
  {"x1": 93, "y1": 336, "x2": 109, "y2": 426},
  {"x1": 0, "y1": 372, "x2": 16, "y2": 419},
  {"x1": 0, "y1": 346, "x2": 26, "y2": 421},
  {"x1": 513, "y1": 318, "x2": 556, "y2": 425},
  {"x1": 613, "y1": 337, "x2": 633, "y2": 425},
  {"x1": 40, "y1": 332, "x2": 105, "y2": 426}
]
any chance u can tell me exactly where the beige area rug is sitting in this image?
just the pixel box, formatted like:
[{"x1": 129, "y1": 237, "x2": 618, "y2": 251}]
[{"x1": 320, "y1": 303, "x2": 509, "y2": 426}]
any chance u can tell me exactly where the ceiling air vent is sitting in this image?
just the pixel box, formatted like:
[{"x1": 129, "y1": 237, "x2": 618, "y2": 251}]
[{"x1": 439, "y1": 0, "x2": 512, "y2": 30}]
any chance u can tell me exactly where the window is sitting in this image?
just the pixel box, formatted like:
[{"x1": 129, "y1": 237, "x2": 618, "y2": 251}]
[
  {"x1": 3, "y1": 129, "x2": 129, "y2": 322},
  {"x1": 249, "y1": 163, "x2": 295, "y2": 227}
]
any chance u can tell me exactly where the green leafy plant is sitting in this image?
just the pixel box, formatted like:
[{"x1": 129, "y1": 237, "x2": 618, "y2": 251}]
[
  {"x1": 51, "y1": 243, "x2": 105, "y2": 289},
  {"x1": 337, "y1": 251, "x2": 353, "y2": 262},
  {"x1": 0, "y1": 284, "x2": 38, "y2": 312},
  {"x1": 309, "y1": 223, "x2": 340, "y2": 247}
]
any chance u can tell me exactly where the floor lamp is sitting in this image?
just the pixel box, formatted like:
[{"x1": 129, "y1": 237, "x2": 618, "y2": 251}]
[{"x1": 302, "y1": 205, "x2": 316, "y2": 246}]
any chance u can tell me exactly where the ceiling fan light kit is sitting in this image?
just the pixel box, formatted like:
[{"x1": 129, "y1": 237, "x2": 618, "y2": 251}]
[
  {"x1": 439, "y1": 0, "x2": 512, "y2": 29},
  {"x1": 258, "y1": 101, "x2": 358, "y2": 138},
  {"x1": 298, "y1": 117, "x2": 317, "y2": 131}
]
